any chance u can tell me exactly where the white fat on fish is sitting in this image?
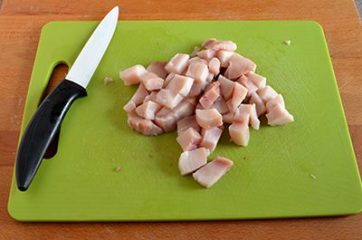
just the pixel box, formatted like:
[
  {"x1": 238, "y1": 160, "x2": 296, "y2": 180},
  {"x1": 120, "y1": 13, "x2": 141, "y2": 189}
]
[
  {"x1": 192, "y1": 156, "x2": 233, "y2": 188},
  {"x1": 200, "y1": 127, "x2": 223, "y2": 152},
  {"x1": 120, "y1": 65, "x2": 147, "y2": 86},
  {"x1": 176, "y1": 127, "x2": 202, "y2": 151},
  {"x1": 165, "y1": 53, "x2": 190, "y2": 74},
  {"x1": 179, "y1": 147, "x2": 209, "y2": 175},
  {"x1": 147, "y1": 61, "x2": 168, "y2": 79},
  {"x1": 196, "y1": 108, "x2": 223, "y2": 129}
]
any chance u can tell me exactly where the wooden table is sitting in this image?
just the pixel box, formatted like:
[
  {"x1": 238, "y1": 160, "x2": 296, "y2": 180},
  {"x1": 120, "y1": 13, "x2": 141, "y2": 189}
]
[{"x1": 1, "y1": 0, "x2": 361, "y2": 239}]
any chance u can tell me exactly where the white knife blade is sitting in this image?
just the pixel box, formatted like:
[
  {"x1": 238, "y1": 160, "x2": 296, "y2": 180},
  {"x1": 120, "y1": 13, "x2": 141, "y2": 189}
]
[{"x1": 66, "y1": 6, "x2": 119, "y2": 88}]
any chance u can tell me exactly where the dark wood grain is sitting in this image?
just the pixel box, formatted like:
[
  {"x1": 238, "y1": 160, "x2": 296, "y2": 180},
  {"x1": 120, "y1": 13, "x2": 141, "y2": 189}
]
[{"x1": 0, "y1": 0, "x2": 361, "y2": 239}]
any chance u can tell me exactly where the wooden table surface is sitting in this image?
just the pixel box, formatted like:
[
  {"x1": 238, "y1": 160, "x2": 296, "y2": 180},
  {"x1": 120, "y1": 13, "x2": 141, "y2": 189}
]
[{"x1": 1, "y1": 0, "x2": 361, "y2": 239}]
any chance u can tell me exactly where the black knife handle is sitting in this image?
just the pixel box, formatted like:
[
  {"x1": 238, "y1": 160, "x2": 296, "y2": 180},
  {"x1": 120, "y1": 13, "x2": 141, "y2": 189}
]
[{"x1": 16, "y1": 79, "x2": 87, "y2": 191}]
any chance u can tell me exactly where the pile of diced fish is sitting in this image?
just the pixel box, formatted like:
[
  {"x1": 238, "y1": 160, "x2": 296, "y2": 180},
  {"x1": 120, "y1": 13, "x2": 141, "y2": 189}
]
[{"x1": 120, "y1": 38, "x2": 294, "y2": 188}]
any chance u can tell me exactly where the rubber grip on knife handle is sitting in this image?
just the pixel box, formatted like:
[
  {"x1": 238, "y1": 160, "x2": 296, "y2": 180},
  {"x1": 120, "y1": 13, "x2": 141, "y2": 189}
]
[{"x1": 16, "y1": 79, "x2": 87, "y2": 191}]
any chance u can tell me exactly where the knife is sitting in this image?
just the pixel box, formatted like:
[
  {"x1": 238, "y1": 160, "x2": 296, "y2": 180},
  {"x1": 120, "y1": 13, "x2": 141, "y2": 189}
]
[{"x1": 16, "y1": 6, "x2": 119, "y2": 191}]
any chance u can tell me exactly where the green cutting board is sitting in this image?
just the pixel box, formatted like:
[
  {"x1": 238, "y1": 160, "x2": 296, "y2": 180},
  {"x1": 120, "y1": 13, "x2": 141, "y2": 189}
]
[{"x1": 8, "y1": 21, "x2": 362, "y2": 221}]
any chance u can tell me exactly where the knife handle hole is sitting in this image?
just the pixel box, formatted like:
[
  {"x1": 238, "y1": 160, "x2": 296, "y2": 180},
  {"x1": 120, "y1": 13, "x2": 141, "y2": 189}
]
[{"x1": 40, "y1": 63, "x2": 69, "y2": 159}]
